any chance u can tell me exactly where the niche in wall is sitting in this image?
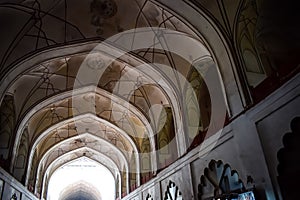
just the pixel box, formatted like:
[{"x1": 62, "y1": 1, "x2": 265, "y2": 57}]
[{"x1": 277, "y1": 116, "x2": 300, "y2": 200}]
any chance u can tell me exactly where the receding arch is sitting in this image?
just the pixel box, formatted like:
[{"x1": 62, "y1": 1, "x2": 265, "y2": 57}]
[
  {"x1": 41, "y1": 147, "x2": 122, "y2": 199},
  {"x1": 58, "y1": 181, "x2": 102, "y2": 200},
  {"x1": 22, "y1": 113, "x2": 140, "y2": 184},
  {"x1": 0, "y1": 2, "x2": 240, "y2": 198},
  {"x1": 12, "y1": 86, "x2": 156, "y2": 175},
  {"x1": 35, "y1": 132, "x2": 129, "y2": 180},
  {"x1": 32, "y1": 133, "x2": 129, "y2": 195},
  {"x1": 44, "y1": 156, "x2": 120, "y2": 199}
]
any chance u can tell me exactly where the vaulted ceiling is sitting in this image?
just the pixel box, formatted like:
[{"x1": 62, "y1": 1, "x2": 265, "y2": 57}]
[{"x1": 0, "y1": 0, "x2": 231, "y2": 199}]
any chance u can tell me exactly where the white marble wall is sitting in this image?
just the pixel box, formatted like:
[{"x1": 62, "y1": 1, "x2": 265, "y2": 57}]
[
  {"x1": 123, "y1": 74, "x2": 299, "y2": 200},
  {"x1": 0, "y1": 167, "x2": 38, "y2": 200}
]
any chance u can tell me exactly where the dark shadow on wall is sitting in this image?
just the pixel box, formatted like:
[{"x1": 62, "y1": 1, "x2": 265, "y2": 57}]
[{"x1": 277, "y1": 116, "x2": 300, "y2": 200}]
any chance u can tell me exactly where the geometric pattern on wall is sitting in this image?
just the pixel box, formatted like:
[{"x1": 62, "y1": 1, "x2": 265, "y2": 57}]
[
  {"x1": 163, "y1": 180, "x2": 183, "y2": 200},
  {"x1": 198, "y1": 160, "x2": 244, "y2": 200}
]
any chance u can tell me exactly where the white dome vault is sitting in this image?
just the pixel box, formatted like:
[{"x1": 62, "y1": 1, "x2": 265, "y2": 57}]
[
  {"x1": 0, "y1": 1, "x2": 230, "y2": 198},
  {"x1": 1, "y1": 0, "x2": 297, "y2": 200}
]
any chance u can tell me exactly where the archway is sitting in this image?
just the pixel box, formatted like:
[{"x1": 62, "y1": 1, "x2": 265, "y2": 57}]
[{"x1": 48, "y1": 157, "x2": 114, "y2": 200}]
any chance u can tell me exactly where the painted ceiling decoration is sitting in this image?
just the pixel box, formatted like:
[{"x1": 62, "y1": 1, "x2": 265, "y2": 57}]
[
  {"x1": 0, "y1": 0, "x2": 198, "y2": 72},
  {"x1": 0, "y1": 0, "x2": 232, "y2": 199},
  {"x1": 0, "y1": 0, "x2": 298, "y2": 199}
]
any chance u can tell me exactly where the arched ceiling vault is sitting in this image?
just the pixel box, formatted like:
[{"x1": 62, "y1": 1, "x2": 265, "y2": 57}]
[
  {"x1": 45, "y1": 156, "x2": 119, "y2": 186},
  {"x1": 10, "y1": 54, "x2": 199, "y2": 184},
  {"x1": 12, "y1": 86, "x2": 158, "y2": 166},
  {"x1": 0, "y1": 0, "x2": 200, "y2": 73},
  {"x1": 24, "y1": 113, "x2": 140, "y2": 185},
  {"x1": 41, "y1": 147, "x2": 122, "y2": 198},
  {"x1": 0, "y1": 0, "x2": 236, "y2": 199},
  {"x1": 35, "y1": 132, "x2": 129, "y2": 189},
  {"x1": 6, "y1": 35, "x2": 218, "y2": 200},
  {"x1": 7, "y1": 52, "x2": 173, "y2": 120},
  {"x1": 58, "y1": 179, "x2": 103, "y2": 200},
  {"x1": 6, "y1": 37, "x2": 224, "y2": 199},
  {"x1": 8, "y1": 49, "x2": 198, "y2": 197},
  {"x1": 11, "y1": 66, "x2": 174, "y2": 162}
]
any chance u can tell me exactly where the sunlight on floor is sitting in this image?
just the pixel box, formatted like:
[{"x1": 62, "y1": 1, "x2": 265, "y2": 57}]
[{"x1": 47, "y1": 157, "x2": 115, "y2": 200}]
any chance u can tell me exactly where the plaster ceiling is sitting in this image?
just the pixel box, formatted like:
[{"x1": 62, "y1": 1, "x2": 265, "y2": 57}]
[{"x1": 0, "y1": 0, "x2": 214, "y2": 199}]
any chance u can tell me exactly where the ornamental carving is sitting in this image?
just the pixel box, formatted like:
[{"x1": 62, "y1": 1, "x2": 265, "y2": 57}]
[
  {"x1": 198, "y1": 160, "x2": 244, "y2": 200},
  {"x1": 164, "y1": 180, "x2": 183, "y2": 200}
]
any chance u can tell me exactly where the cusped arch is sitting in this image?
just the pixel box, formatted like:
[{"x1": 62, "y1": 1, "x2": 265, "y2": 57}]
[{"x1": 198, "y1": 160, "x2": 245, "y2": 200}]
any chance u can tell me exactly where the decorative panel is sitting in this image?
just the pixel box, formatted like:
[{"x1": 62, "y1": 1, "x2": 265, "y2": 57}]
[
  {"x1": 198, "y1": 160, "x2": 244, "y2": 200},
  {"x1": 163, "y1": 180, "x2": 183, "y2": 200}
]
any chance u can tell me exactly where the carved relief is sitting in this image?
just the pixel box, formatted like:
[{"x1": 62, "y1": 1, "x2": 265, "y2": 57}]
[
  {"x1": 164, "y1": 180, "x2": 183, "y2": 200},
  {"x1": 145, "y1": 193, "x2": 153, "y2": 200},
  {"x1": 198, "y1": 160, "x2": 244, "y2": 200}
]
